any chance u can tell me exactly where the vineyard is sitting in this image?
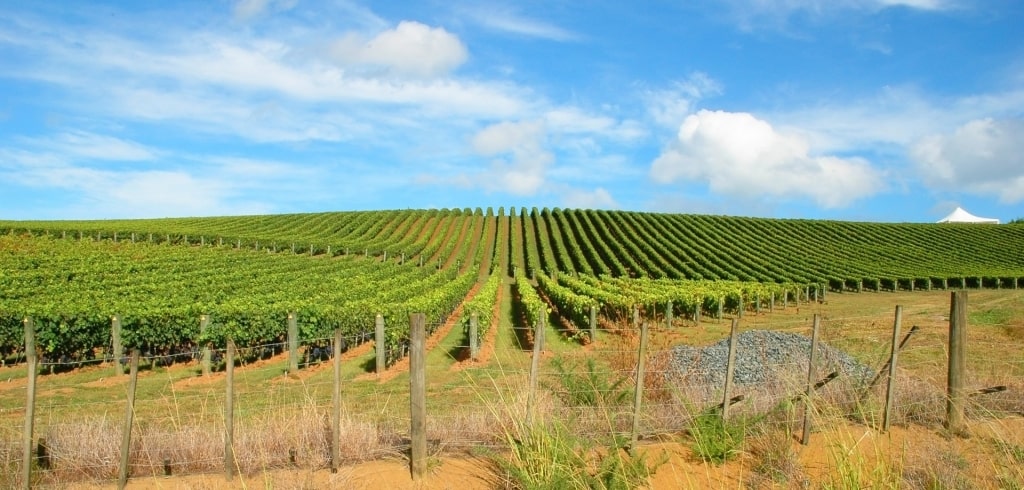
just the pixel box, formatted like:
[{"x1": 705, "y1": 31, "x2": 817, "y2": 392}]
[
  {"x1": 1, "y1": 209, "x2": 1024, "y2": 487},
  {"x1": 2, "y1": 208, "x2": 1024, "y2": 368}
]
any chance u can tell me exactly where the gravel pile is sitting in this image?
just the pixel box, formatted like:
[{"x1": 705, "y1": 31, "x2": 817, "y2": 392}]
[{"x1": 666, "y1": 330, "x2": 874, "y2": 388}]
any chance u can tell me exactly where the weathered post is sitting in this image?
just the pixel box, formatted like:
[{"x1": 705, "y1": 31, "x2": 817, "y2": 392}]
[
  {"x1": 22, "y1": 318, "x2": 37, "y2": 490},
  {"x1": 331, "y1": 328, "x2": 342, "y2": 474},
  {"x1": 118, "y1": 349, "x2": 140, "y2": 489},
  {"x1": 802, "y1": 315, "x2": 821, "y2": 445},
  {"x1": 200, "y1": 315, "x2": 211, "y2": 376},
  {"x1": 722, "y1": 319, "x2": 740, "y2": 421},
  {"x1": 946, "y1": 291, "x2": 967, "y2": 434},
  {"x1": 112, "y1": 315, "x2": 124, "y2": 376},
  {"x1": 288, "y1": 312, "x2": 299, "y2": 373},
  {"x1": 883, "y1": 306, "x2": 902, "y2": 432},
  {"x1": 589, "y1": 305, "x2": 598, "y2": 343},
  {"x1": 630, "y1": 321, "x2": 650, "y2": 452},
  {"x1": 225, "y1": 339, "x2": 236, "y2": 480},
  {"x1": 469, "y1": 313, "x2": 480, "y2": 361},
  {"x1": 409, "y1": 314, "x2": 427, "y2": 480},
  {"x1": 527, "y1": 316, "x2": 543, "y2": 424},
  {"x1": 375, "y1": 314, "x2": 386, "y2": 374}
]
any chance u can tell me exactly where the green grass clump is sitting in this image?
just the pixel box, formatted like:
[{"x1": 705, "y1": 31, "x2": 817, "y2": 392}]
[
  {"x1": 688, "y1": 412, "x2": 746, "y2": 464},
  {"x1": 550, "y1": 357, "x2": 630, "y2": 408},
  {"x1": 497, "y1": 420, "x2": 661, "y2": 490}
]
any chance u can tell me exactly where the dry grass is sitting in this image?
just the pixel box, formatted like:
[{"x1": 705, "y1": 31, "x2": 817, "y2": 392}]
[{"x1": 4, "y1": 289, "x2": 1024, "y2": 488}]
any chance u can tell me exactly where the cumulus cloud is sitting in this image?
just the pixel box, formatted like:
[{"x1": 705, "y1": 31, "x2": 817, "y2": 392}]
[
  {"x1": 330, "y1": 21, "x2": 468, "y2": 78},
  {"x1": 651, "y1": 110, "x2": 883, "y2": 208},
  {"x1": 470, "y1": 120, "x2": 552, "y2": 195},
  {"x1": 912, "y1": 118, "x2": 1024, "y2": 203}
]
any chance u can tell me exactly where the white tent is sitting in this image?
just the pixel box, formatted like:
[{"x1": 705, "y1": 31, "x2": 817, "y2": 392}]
[{"x1": 937, "y1": 207, "x2": 1000, "y2": 224}]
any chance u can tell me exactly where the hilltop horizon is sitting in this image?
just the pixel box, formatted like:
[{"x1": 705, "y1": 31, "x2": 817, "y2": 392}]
[{"x1": 1, "y1": 2, "x2": 1022, "y2": 223}]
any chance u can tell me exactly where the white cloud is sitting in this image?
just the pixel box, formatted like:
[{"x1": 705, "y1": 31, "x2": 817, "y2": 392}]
[
  {"x1": 651, "y1": 110, "x2": 883, "y2": 207},
  {"x1": 2, "y1": 15, "x2": 528, "y2": 146},
  {"x1": 233, "y1": 0, "x2": 297, "y2": 21},
  {"x1": 771, "y1": 85, "x2": 1024, "y2": 156},
  {"x1": 329, "y1": 21, "x2": 468, "y2": 78},
  {"x1": 543, "y1": 107, "x2": 646, "y2": 141},
  {"x1": 470, "y1": 120, "x2": 553, "y2": 195},
  {"x1": 460, "y1": 7, "x2": 578, "y2": 41},
  {"x1": 36, "y1": 131, "x2": 157, "y2": 161},
  {"x1": 721, "y1": 0, "x2": 957, "y2": 30},
  {"x1": 643, "y1": 73, "x2": 722, "y2": 128},
  {"x1": 563, "y1": 187, "x2": 618, "y2": 209},
  {"x1": 875, "y1": 0, "x2": 951, "y2": 10},
  {"x1": 911, "y1": 118, "x2": 1024, "y2": 203}
]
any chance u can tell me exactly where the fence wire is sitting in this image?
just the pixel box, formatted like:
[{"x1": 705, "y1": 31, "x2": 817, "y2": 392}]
[{"x1": 0, "y1": 294, "x2": 1021, "y2": 488}]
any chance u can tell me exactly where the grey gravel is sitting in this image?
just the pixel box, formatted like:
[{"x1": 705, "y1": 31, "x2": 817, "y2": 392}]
[{"x1": 666, "y1": 330, "x2": 874, "y2": 388}]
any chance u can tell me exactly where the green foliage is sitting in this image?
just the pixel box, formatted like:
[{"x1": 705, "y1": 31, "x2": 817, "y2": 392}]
[
  {"x1": 515, "y1": 271, "x2": 548, "y2": 329},
  {"x1": 688, "y1": 412, "x2": 746, "y2": 464},
  {"x1": 462, "y1": 269, "x2": 502, "y2": 345},
  {"x1": 550, "y1": 357, "x2": 629, "y2": 408},
  {"x1": 498, "y1": 421, "x2": 660, "y2": 490}
]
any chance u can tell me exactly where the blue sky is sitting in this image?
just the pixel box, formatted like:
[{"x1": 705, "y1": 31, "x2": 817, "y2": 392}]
[{"x1": 1, "y1": 0, "x2": 1022, "y2": 222}]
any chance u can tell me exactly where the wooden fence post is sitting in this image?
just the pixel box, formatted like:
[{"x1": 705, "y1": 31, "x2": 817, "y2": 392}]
[
  {"x1": 527, "y1": 317, "x2": 543, "y2": 424},
  {"x1": 722, "y1": 319, "x2": 739, "y2": 421},
  {"x1": 630, "y1": 321, "x2": 650, "y2": 451},
  {"x1": 117, "y1": 349, "x2": 140, "y2": 490},
  {"x1": 947, "y1": 291, "x2": 967, "y2": 434},
  {"x1": 22, "y1": 318, "x2": 37, "y2": 490},
  {"x1": 375, "y1": 314, "x2": 386, "y2": 374},
  {"x1": 883, "y1": 306, "x2": 902, "y2": 432},
  {"x1": 469, "y1": 313, "x2": 480, "y2": 361},
  {"x1": 802, "y1": 315, "x2": 821, "y2": 445},
  {"x1": 225, "y1": 340, "x2": 236, "y2": 480},
  {"x1": 665, "y1": 301, "x2": 673, "y2": 328},
  {"x1": 538, "y1": 308, "x2": 547, "y2": 352},
  {"x1": 694, "y1": 301, "x2": 701, "y2": 326},
  {"x1": 589, "y1": 305, "x2": 598, "y2": 343},
  {"x1": 331, "y1": 328, "x2": 342, "y2": 474},
  {"x1": 200, "y1": 315, "x2": 211, "y2": 376},
  {"x1": 409, "y1": 314, "x2": 427, "y2": 480},
  {"x1": 288, "y1": 312, "x2": 299, "y2": 373},
  {"x1": 112, "y1": 315, "x2": 123, "y2": 376}
]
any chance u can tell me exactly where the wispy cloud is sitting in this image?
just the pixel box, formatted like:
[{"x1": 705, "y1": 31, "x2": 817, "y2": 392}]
[
  {"x1": 459, "y1": 5, "x2": 579, "y2": 41},
  {"x1": 719, "y1": 0, "x2": 960, "y2": 31}
]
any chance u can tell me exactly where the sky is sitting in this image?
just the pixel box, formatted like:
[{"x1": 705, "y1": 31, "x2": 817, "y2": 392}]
[{"x1": 1, "y1": 1, "x2": 1022, "y2": 223}]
